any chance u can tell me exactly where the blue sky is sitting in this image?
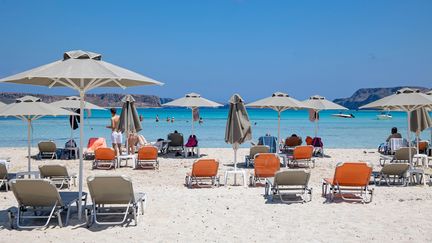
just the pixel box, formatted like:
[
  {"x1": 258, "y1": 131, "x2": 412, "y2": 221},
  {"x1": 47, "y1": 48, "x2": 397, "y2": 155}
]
[{"x1": 0, "y1": 0, "x2": 431, "y2": 103}]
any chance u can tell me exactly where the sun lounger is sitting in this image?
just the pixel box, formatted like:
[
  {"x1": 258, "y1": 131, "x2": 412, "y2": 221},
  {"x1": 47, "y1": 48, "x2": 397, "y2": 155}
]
[
  {"x1": 84, "y1": 137, "x2": 107, "y2": 160},
  {"x1": 38, "y1": 141, "x2": 57, "y2": 159},
  {"x1": 92, "y1": 148, "x2": 116, "y2": 170},
  {"x1": 167, "y1": 132, "x2": 184, "y2": 154},
  {"x1": 8, "y1": 179, "x2": 87, "y2": 229},
  {"x1": 287, "y1": 145, "x2": 315, "y2": 168},
  {"x1": 250, "y1": 153, "x2": 280, "y2": 186},
  {"x1": 185, "y1": 159, "x2": 220, "y2": 188},
  {"x1": 322, "y1": 162, "x2": 373, "y2": 203},
  {"x1": 0, "y1": 163, "x2": 16, "y2": 191},
  {"x1": 86, "y1": 175, "x2": 146, "y2": 227},
  {"x1": 265, "y1": 170, "x2": 312, "y2": 203},
  {"x1": 372, "y1": 163, "x2": 410, "y2": 186},
  {"x1": 379, "y1": 147, "x2": 416, "y2": 166},
  {"x1": 38, "y1": 165, "x2": 77, "y2": 189},
  {"x1": 245, "y1": 145, "x2": 269, "y2": 167},
  {"x1": 135, "y1": 146, "x2": 159, "y2": 169}
]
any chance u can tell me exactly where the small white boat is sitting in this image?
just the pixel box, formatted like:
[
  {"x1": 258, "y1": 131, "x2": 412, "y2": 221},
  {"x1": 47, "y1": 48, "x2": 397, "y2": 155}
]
[
  {"x1": 377, "y1": 113, "x2": 392, "y2": 120},
  {"x1": 332, "y1": 113, "x2": 355, "y2": 118}
]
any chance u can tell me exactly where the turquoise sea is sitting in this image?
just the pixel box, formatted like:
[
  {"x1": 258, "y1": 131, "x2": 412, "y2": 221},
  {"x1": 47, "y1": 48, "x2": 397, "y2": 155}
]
[{"x1": 0, "y1": 108, "x2": 431, "y2": 149}]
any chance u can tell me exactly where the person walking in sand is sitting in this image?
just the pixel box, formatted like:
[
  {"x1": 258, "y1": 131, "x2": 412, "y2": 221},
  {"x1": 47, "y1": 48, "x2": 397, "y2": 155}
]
[{"x1": 106, "y1": 108, "x2": 122, "y2": 156}]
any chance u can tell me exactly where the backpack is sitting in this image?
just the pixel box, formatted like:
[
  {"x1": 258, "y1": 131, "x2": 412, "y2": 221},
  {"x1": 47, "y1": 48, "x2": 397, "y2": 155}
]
[
  {"x1": 185, "y1": 135, "x2": 198, "y2": 147},
  {"x1": 311, "y1": 137, "x2": 323, "y2": 148}
]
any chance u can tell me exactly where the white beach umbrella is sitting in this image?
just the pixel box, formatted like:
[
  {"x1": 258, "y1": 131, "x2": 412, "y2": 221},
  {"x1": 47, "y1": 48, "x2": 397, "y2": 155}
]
[
  {"x1": 0, "y1": 96, "x2": 75, "y2": 172},
  {"x1": 246, "y1": 92, "x2": 307, "y2": 146},
  {"x1": 162, "y1": 93, "x2": 222, "y2": 135},
  {"x1": 360, "y1": 88, "x2": 432, "y2": 163},
  {"x1": 302, "y1": 95, "x2": 348, "y2": 137},
  {"x1": 51, "y1": 96, "x2": 105, "y2": 142},
  {"x1": 0, "y1": 50, "x2": 163, "y2": 219},
  {"x1": 0, "y1": 101, "x2": 5, "y2": 108}
]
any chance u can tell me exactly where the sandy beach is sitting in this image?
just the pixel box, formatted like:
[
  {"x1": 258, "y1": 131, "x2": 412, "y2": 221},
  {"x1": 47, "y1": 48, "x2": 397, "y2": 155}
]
[{"x1": 0, "y1": 147, "x2": 431, "y2": 242}]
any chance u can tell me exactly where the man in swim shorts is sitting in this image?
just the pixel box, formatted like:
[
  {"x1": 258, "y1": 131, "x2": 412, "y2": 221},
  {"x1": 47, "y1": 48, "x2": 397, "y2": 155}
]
[{"x1": 106, "y1": 108, "x2": 122, "y2": 156}]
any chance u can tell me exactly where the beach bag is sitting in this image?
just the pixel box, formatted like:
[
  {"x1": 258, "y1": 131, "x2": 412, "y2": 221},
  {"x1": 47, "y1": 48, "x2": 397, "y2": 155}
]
[
  {"x1": 311, "y1": 137, "x2": 323, "y2": 148},
  {"x1": 185, "y1": 135, "x2": 198, "y2": 147}
]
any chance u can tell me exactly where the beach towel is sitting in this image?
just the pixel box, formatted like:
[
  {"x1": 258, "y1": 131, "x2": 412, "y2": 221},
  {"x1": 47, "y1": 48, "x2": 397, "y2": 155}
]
[{"x1": 258, "y1": 135, "x2": 277, "y2": 153}]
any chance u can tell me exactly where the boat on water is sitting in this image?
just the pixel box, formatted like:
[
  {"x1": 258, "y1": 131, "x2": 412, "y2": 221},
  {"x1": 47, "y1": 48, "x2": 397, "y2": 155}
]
[
  {"x1": 332, "y1": 113, "x2": 355, "y2": 118},
  {"x1": 377, "y1": 112, "x2": 392, "y2": 120}
]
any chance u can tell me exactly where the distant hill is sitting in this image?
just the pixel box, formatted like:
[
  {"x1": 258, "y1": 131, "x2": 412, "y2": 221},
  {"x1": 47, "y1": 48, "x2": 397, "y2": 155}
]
[
  {"x1": 333, "y1": 86, "x2": 430, "y2": 110},
  {"x1": 0, "y1": 92, "x2": 173, "y2": 107}
]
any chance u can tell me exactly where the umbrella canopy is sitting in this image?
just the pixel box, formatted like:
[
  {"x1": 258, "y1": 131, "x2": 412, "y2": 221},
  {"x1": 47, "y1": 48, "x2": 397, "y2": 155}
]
[
  {"x1": 360, "y1": 88, "x2": 432, "y2": 162},
  {"x1": 410, "y1": 108, "x2": 432, "y2": 134},
  {"x1": 225, "y1": 94, "x2": 252, "y2": 171},
  {"x1": 0, "y1": 50, "x2": 163, "y2": 220},
  {"x1": 0, "y1": 96, "x2": 75, "y2": 171},
  {"x1": 118, "y1": 95, "x2": 142, "y2": 133},
  {"x1": 163, "y1": 93, "x2": 222, "y2": 135},
  {"x1": 51, "y1": 96, "x2": 105, "y2": 142},
  {"x1": 0, "y1": 101, "x2": 5, "y2": 108},
  {"x1": 302, "y1": 95, "x2": 348, "y2": 137},
  {"x1": 51, "y1": 96, "x2": 105, "y2": 110},
  {"x1": 118, "y1": 95, "x2": 142, "y2": 154},
  {"x1": 246, "y1": 92, "x2": 307, "y2": 146}
]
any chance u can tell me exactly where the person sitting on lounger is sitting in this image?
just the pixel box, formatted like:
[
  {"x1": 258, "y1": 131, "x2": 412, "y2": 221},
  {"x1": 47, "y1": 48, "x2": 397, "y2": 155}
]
[
  {"x1": 127, "y1": 133, "x2": 149, "y2": 154},
  {"x1": 285, "y1": 134, "x2": 302, "y2": 147},
  {"x1": 386, "y1": 127, "x2": 402, "y2": 142}
]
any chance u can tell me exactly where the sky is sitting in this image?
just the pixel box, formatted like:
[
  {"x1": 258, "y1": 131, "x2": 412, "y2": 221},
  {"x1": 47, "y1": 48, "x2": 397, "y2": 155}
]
[{"x1": 0, "y1": 0, "x2": 431, "y2": 103}]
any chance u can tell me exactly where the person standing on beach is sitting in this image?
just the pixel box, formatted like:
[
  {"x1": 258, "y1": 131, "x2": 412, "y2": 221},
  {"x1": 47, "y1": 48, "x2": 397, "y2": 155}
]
[
  {"x1": 156, "y1": 115, "x2": 159, "y2": 122},
  {"x1": 106, "y1": 108, "x2": 122, "y2": 156}
]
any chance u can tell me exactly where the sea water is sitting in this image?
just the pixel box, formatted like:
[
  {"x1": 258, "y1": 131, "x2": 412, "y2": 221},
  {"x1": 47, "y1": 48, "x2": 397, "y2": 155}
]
[{"x1": 0, "y1": 108, "x2": 430, "y2": 149}]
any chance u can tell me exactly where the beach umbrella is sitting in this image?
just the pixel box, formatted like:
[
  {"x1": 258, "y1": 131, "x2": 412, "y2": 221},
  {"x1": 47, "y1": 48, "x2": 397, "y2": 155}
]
[
  {"x1": 426, "y1": 91, "x2": 432, "y2": 143},
  {"x1": 0, "y1": 96, "x2": 75, "y2": 172},
  {"x1": 0, "y1": 50, "x2": 163, "y2": 219},
  {"x1": 51, "y1": 96, "x2": 105, "y2": 142},
  {"x1": 410, "y1": 107, "x2": 432, "y2": 153},
  {"x1": 302, "y1": 95, "x2": 348, "y2": 137},
  {"x1": 360, "y1": 88, "x2": 432, "y2": 163},
  {"x1": 162, "y1": 93, "x2": 222, "y2": 135},
  {"x1": 0, "y1": 101, "x2": 5, "y2": 108},
  {"x1": 246, "y1": 92, "x2": 307, "y2": 147},
  {"x1": 225, "y1": 94, "x2": 252, "y2": 173},
  {"x1": 118, "y1": 95, "x2": 142, "y2": 153}
]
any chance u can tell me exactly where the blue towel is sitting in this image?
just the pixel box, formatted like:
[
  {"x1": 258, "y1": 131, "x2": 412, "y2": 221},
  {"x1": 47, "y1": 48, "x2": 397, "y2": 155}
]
[{"x1": 258, "y1": 136, "x2": 277, "y2": 153}]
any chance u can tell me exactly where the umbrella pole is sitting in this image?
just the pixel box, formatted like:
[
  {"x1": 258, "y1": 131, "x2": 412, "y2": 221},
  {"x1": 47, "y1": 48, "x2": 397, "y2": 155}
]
[
  {"x1": 406, "y1": 111, "x2": 412, "y2": 164},
  {"x1": 27, "y1": 119, "x2": 31, "y2": 172},
  {"x1": 314, "y1": 112, "x2": 318, "y2": 137},
  {"x1": 77, "y1": 91, "x2": 85, "y2": 220},
  {"x1": 233, "y1": 143, "x2": 238, "y2": 185},
  {"x1": 191, "y1": 108, "x2": 194, "y2": 136},
  {"x1": 277, "y1": 111, "x2": 281, "y2": 152}
]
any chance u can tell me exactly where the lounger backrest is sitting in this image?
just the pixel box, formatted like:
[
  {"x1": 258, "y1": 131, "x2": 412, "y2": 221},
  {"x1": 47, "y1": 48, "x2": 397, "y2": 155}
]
[
  {"x1": 87, "y1": 176, "x2": 135, "y2": 204},
  {"x1": 191, "y1": 159, "x2": 219, "y2": 177},
  {"x1": 138, "y1": 146, "x2": 158, "y2": 160},
  {"x1": 168, "y1": 133, "x2": 184, "y2": 147},
  {"x1": 39, "y1": 165, "x2": 69, "y2": 178},
  {"x1": 254, "y1": 153, "x2": 280, "y2": 178},
  {"x1": 389, "y1": 138, "x2": 405, "y2": 153},
  {"x1": 95, "y1": 148, "x2": 116, "y2": 160},
  {"x1": 293, "y1": 145, "x2": 313, "y2": 160},
  {"x1": 332, "y1": 162, "x2": 372, "y2": 187},
  {"x1": 394, "y1": 147, "x2": 416, "y2": 161},
  {"x1": 0, "y1": 163, "x2": 8, "y2": 179},
  {"x1": 418, "y1": 141, "x2": 428, "y2": 151},
  {"x1": 249, "y1": 145, "x2": 269, "y2": 158},
  {"x1": 38, "y1": 141, "x2": 56, "y2": 153},
  {"x1": 381, "y1": 163, "x2": 410, "y2": 176},
  {"x1": 87, "y1": 137, "x2": 107, "y2": 153},
  {"x1": 274, "y1": 170, "x2": 310, "y2": 186},
  {"x1": 9, "y1": 179, "x2": 63, "y2": 207}
]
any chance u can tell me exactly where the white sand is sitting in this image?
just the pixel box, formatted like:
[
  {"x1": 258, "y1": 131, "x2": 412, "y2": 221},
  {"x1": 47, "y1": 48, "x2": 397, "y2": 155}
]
[{"x1": 0, "y1": 147, "x2": 431, "y2": 242}]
